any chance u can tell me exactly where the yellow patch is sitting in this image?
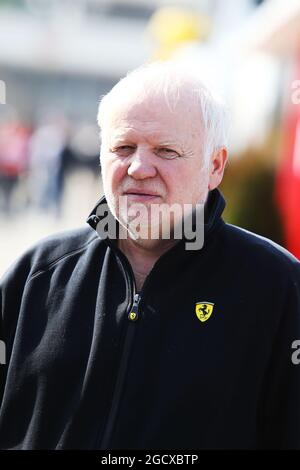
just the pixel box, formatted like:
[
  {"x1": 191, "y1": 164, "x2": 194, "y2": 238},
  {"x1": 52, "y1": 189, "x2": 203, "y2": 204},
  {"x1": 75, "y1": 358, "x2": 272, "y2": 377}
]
[{"x1": 195, "y1": 302, "x2": 214, "y2": 322}]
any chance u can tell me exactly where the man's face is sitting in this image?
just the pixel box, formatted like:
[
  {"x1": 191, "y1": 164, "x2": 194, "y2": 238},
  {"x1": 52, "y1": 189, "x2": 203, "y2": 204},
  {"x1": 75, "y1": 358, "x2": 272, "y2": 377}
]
[{"x1": 100, "y1": 92, "x2": 210, "y2": 241}]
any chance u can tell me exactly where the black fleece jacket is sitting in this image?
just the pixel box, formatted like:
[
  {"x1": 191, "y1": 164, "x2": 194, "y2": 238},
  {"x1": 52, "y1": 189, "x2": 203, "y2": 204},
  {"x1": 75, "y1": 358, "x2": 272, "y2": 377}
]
[{"x1": 0, "y1": 189, "x2": 300, "y2": 449}]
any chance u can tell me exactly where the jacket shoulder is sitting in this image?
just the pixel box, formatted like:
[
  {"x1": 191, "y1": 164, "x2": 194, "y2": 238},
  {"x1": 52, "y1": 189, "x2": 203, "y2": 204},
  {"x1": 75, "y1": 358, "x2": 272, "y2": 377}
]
[
  {"x1": 222, "y1": 223, "x2": 300, "y2": 279},
  {"x1": 0, "y1": 225, "x2": 100, "y2": 289}
]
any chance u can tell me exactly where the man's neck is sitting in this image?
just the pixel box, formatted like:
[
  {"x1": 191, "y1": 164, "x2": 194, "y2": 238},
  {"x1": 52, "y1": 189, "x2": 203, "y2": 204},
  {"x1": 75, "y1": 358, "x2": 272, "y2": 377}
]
[{"x1": 118, "y1": 236, "x2": 178, "y2": 292}]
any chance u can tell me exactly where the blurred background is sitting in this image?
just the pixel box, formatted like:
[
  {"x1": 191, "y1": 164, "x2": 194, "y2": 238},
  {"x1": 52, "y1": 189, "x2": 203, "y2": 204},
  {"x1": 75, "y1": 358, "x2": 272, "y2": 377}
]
[{"x1": 0, "y1": 0, "x2": 300, "y2": 275}]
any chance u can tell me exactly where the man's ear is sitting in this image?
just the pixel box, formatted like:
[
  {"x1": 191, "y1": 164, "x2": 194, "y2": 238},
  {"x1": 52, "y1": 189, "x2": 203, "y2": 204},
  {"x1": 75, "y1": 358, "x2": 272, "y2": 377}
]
[{"x1": 208, "y1": 147, "x2": 227, "y2": 191}]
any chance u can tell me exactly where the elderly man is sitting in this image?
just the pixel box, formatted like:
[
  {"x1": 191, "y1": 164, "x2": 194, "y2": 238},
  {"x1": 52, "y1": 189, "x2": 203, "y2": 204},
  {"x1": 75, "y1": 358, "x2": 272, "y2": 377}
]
[{"x1": 0, "y1": 62, "x2": 300, "y2": 450}]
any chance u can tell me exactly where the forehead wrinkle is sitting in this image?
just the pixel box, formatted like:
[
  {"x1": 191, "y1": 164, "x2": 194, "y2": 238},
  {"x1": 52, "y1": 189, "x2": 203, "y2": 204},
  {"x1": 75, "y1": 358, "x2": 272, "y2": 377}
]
[
  {"x1": 108, "y1": 122, "x2": 182, "y2": 146},
  {"x1": 105, "y1": 101, "x2": 203, "y2": 153},
  {"x1": 109, "y1": 128, "x2": 201, "y2": 158}
]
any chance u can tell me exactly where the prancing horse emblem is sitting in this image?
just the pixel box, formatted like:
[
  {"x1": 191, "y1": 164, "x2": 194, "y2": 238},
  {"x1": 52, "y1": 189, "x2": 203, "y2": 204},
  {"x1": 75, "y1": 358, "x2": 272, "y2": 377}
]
[{"x1": 195, "y1": 302, "x2": 215, "y2": 322}]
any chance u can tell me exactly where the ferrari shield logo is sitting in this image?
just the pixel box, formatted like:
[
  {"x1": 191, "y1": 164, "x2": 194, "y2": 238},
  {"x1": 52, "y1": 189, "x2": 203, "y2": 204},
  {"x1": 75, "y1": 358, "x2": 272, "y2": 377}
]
[{"x1": 195, "y1": 302, "x2": 214, "y2": 322}]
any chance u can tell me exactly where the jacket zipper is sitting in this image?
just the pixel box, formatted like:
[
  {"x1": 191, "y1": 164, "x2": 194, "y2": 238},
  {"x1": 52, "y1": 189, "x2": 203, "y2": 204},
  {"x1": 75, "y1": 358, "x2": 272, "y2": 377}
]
[
  {"x1": 98, "y1": 239, "x2": 184, "y2": 449},
  {"x1": 98, "y1": 236, "x2": 182, "y2": 449},
  {"x1": 99, "y1": 266, "x2": 141, "y2": 449}
]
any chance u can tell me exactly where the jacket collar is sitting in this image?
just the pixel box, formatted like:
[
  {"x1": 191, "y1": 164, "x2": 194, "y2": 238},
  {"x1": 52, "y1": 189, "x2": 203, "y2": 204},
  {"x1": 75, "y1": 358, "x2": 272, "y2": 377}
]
[
  {"x1": 203, "y1": 188, "x2": 226, "y2": 238},
  {"x1": 86, "y1": 188, "x2": 226, "y2": 250}
]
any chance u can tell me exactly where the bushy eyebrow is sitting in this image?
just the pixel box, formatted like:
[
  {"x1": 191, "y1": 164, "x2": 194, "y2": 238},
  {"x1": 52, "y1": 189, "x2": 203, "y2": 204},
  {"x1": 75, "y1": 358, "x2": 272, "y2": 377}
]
[
  {"x1": 156, "y1": 142, "x2": 181, "y2": 148},
  {"x1": 110, "y1": 139, "x2": 183, "y2": 151},
  {"x1": 107, "y1": 127, "x2": 185, "y2": 152}
]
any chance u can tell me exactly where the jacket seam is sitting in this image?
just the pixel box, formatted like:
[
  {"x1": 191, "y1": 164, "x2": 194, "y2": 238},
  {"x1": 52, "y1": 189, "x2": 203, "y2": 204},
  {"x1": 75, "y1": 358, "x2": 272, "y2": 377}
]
[
  {"x1": 226, "y1": 223, "x2": 300, "y2": 270},
  {"x1": 25, "y1": 235, "x2": 99, "y2": 286}
]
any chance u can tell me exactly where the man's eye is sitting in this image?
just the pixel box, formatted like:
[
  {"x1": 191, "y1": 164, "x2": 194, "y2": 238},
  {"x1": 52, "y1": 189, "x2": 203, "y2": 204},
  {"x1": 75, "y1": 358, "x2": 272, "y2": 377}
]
[
  {"x1": 157, "y1": 148, "x2": 179, "y2": 159},
  {"x1": 113, "y1": 146, "x2": 135, "y2": 155}
]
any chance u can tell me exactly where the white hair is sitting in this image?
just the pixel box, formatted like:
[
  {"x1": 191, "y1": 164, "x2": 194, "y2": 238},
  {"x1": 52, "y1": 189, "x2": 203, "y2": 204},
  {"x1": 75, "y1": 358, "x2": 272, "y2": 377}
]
[{"x1": 97, "y1": 61, "x2": 229, "y2": 164}]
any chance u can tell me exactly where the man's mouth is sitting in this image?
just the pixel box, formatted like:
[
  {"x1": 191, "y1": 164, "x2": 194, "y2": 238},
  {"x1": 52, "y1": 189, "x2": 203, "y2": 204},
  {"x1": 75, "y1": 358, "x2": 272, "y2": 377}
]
[
  {"x1": 123, "y1": 189, "x2": 160, "y2": 198},
  {"x1": 125, "y1": 193, "x2": 159, "y2": 199}
]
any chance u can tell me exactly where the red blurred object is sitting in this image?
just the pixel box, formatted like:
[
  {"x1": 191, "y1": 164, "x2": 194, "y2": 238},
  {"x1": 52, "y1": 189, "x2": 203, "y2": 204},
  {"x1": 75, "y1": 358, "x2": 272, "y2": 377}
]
[
  {"x1": 276, "y1": 51, "x2": 300, "y2": 259},
  {"x1": 0, "y1": 122, "x2": 30, "y2": 177}
]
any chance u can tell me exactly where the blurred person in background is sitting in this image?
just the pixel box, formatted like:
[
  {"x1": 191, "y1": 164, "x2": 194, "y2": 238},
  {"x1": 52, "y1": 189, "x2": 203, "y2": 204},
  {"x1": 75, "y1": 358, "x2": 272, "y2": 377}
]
[
  {"x1": 27, "y1": 115, "x2": 69, "y2": 218},
  {"x1": 69, "y1": 122, "x2": 101, "y2": 178},
  {"x1": 0, "y1": 61, "x2": 299, "y2": 450},
  {"x1": 0, "y1": 117, "x2": 31, "y2": 215}
]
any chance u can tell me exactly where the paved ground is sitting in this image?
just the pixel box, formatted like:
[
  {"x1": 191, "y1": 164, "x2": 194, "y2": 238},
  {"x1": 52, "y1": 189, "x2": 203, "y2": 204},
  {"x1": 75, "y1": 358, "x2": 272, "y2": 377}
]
[{"x1": 0, "y1": 169, "x2": 103, "y2": 277}]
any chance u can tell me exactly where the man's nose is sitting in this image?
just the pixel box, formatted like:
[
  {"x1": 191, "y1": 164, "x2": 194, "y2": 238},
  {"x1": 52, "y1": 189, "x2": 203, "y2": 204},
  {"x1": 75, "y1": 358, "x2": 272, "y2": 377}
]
[{"x1": 127, "y1": 149, "x2": 157, "y2": 180}]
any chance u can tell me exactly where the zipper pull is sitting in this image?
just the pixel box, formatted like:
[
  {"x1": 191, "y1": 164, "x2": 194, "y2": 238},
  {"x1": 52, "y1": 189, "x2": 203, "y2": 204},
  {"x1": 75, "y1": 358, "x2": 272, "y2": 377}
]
[{"x1": 128, "y1": 293, "x2": 141, "y2": 322}]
